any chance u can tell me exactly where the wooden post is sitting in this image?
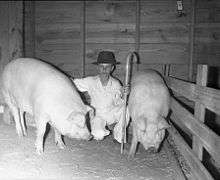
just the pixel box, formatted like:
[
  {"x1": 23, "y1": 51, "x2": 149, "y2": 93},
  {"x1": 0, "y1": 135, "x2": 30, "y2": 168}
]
[
  {"x1": 135, "y1": 0, "x2": 140, "y2": 71},
  {"x1": 192, "y1": 65, "x2": 208, "y2": 160},
  {"x1": 8, "y1": 1, "x2": 23, "y2": 60},
  {"x1": 81, "y1": 1, "x2": 86, "y2": 77},
  {"x1": 24, "y1": 1, "x2": 35, "y2": 58},
  {"x1": 188, "y1": 0, "x2": 196, "y2": 81}
]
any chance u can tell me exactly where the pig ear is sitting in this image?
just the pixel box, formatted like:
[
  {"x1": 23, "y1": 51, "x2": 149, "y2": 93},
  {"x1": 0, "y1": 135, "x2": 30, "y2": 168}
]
[
  {"x1": 86, "y1": 105, "x2": 95, "y2": 120},
  {"x1": 158, "y1": 117, "x2": 170, "y2": 131},
  {"x1": 136, "y1": 116, "x2": 146, "y2": 131}
]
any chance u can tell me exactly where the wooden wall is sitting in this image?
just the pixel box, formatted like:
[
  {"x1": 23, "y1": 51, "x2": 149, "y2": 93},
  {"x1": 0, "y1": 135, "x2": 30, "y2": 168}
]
[{"x1": 22, "y1": 0, "x2": 219, "y2": 83}]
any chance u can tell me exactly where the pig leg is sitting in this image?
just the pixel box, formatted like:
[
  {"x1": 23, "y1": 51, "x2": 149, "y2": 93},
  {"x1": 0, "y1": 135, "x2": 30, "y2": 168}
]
[
  {"x1": 3, "y1": 92, "x2": 23, "y2": 136},
  {"x1": 9, "y1": 105, "x2": 23, "y2": 137},
  {"x1": 35, "y1": 116, "x2": 47, "y2": 155},
  {"x1": 128, "y1": 124, "x2": 138, "y2": 158},
  {"x1": 54, "y1": 128, "x2": 65, "y2": 149},
  {"x1": 19, "y1": 109, "x2": 27, "y2": 136}
]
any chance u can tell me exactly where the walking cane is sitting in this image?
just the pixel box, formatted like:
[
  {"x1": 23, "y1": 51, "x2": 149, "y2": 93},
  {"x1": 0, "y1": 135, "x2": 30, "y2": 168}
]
[{"x1": 120, "y1": 52, "x2": 138, "y2": 154}]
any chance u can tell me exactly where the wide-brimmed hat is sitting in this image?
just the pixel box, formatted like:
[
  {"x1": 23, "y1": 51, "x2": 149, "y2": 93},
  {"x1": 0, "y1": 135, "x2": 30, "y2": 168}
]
[{"x1": 92, "y1": 51, "x2": 120, "y2": 65}]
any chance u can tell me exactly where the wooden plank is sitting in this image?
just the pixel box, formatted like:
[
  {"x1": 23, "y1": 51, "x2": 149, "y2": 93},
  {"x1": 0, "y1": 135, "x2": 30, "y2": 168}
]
[
  {"x1": 139, "y1": 43, "x2": 189, "y2": 64},
  {"x1": 195, "y1": 26, "x2": 220, "y2": 43},
  {"x1": 85, "y1": 22, "x2": 190, "y2": 44},
  {"x1": 171, "y1": 97, "x2": 220, "y2": 164},
  {"x1": 85, "y1": 43, "x2": 135, "y2": 64},
  {"x1": 140, "y1": 23, "x2": 189, "y2": 43},
  {"x1": 24, "y1": 1, "x2": 35, "y2": 58},
  {"x1": 86, "y1": 23, "x2": 135, "y2": 43},
  {"x1": 0, "y1": 1, "x2": 9, "y2": 72},
  {"x1": 188, "y1": 0, "x2": 196, "y2": 81},
  {"x1": 140, "y1": 0, "x2": 191, "y2": 23},
  {"x1": 193, "y1": 65, "x2": 208, "y2": 160},
  {"x1": 35, "y1": 49, "x2": 81, "y2": 64},
  {"x1": 37, "y1": 23, "x2": 81, "y2": 32},
  {"x1": 36, "y1": 27, "x2": 81, "y2": 44},
  {"x1": 8, "y1": 1, "x2": 23, "y2": 60},
  {"x1": 35, "y1": 1, "x2": 81, "y2": 24},
  {"x1": 194, "y1": 85, "x2": 220, "y2": 116},
  {"x1": 81, "y1": 1, "x2": 86, "y2": 77},
  {"x1": 84, "y1": 43, "x2": 188, "y2": 65},
  {"x1": 165, "y1": 76, "x2": 220, "y2": 116},
  {"x1": 196, "y1": 0, "x2": 220, "y2": 8},
  {"x1": 85, "y1": 1, "x2": 136, "y2": 23},
  {"x1": 135, "y1": 0, "x2": 140, "y2": 71},
  {"x1": 167, "y1": 124, "x2": 214, "y2": 180},
  {"x1": 169, "y1": 64, "x2": 189, "y2": 80},
  {"x1": 196, "y1": 0, "x2": 220, "y2": 23},
  {"x1": 36, "y1": 41, "x2": 189, "y2": 66}
]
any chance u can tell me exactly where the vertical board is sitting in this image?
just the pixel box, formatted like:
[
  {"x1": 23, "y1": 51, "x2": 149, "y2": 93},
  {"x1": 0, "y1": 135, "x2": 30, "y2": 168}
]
[
  {"x1": 193, "y1": 65, "x2": 208, "y2": 160},
  {"x1": 85, "y1": 1, "x2": 136, "y2": 81},
  {"x1": 24, "y1": 1, "x2": 35, "y2": 58},
  {"x1": 8, "y1": 1, "x2": 23, "y2": 60},
  {"x1": 0, "y1": 1, "x2": 9, "y2": 72},
  {"x1": 34, "y1": 1, "x2": 82, "y2": 77}
]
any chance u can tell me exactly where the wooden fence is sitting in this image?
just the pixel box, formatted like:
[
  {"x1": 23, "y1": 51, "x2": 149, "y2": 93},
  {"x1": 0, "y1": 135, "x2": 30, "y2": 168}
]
[{"x1": 164, "y1": 64, "x2": 220, "y2": 180}]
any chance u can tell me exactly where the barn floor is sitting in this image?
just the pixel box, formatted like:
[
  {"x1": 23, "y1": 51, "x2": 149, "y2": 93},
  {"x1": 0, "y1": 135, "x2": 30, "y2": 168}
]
[{"x1": 0, "y1": 119, "x2": 185, "y2": 180}]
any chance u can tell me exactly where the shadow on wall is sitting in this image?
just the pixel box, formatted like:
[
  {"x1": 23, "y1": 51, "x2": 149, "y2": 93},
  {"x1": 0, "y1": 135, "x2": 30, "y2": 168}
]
[{"x1": 208, "y1": 66, "x2": 220, "y2": 89}]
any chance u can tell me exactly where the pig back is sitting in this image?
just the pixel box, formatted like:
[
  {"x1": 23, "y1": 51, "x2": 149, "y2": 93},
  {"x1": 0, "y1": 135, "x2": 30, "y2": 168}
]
[
  {"x1": 128, "y1": 70, "x2": 170, "y2": 118},
  {"x1": 1, "y1": 58, "x2": 84, "y2": 115}
]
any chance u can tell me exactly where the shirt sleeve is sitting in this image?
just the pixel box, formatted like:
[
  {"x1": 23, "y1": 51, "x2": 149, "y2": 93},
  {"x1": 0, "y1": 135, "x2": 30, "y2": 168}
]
[{"x1": 72, "y1": 77, "x2": 90, "y2": 92}]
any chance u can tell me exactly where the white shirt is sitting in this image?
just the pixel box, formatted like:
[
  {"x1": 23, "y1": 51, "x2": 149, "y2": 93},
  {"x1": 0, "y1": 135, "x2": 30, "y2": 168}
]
[{"x1": 73, "y1": 76, "x2": 124, "y2": 114}]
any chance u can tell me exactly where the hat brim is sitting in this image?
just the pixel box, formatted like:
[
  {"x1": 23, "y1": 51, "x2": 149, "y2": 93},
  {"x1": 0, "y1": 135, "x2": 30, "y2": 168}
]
[{"x1": 92, "y1": 61, "x2": 120, "y2": 65}]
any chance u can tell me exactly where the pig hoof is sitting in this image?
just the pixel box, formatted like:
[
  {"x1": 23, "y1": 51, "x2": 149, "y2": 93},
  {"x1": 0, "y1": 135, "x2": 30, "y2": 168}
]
[
  {"x1": 36, "y1": 148, "x2": 43, "y2": 155},
  {"x1": 113, "y1": 139, "x2": 120, "y2": 145},
  {"x1": 17, "y1": 132, "x2": 24, "y2": 138},
  {"x1": 56, "y1": 141, "x2": 66, "y2": 149},
  {"x1": 147, "y1": 147, "x2": 158, "y2": 154},
  {"x1": 128, "y1": 153, "x2": 135, "y2": 160},
  {"x1": 104, "y1": 130, "x2": 110, "y2": 136},
  {"x1": 23, "y1": 131, "x2": 27, "y2": 136}
]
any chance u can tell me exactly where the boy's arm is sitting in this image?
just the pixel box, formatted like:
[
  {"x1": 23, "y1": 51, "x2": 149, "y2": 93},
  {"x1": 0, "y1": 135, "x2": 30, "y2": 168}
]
[{"x1": 71, "y1": 77, "x2": 90, "y2": 92}]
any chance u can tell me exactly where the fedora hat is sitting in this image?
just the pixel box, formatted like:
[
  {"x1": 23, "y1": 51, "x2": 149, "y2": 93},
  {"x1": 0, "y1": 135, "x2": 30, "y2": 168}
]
[{"x1": 92, "y1": 51, "x2": 120, "y2": 65}]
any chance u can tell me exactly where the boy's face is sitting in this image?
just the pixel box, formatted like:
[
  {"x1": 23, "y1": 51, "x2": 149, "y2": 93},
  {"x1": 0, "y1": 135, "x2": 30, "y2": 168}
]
[{"x1": 97, "y1": 63, "x2": 114, "y2": 75}]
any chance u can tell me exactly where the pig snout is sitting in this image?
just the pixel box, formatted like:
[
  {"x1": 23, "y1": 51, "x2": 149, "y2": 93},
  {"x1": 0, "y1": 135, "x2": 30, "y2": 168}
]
[{"x1": 75, "y1": 127, "x2": 92, "y2": 141}]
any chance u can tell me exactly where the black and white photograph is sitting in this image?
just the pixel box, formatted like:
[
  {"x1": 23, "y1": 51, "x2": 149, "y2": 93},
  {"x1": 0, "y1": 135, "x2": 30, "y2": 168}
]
[{"x1": 0, "y1": 0, "x2": 219, "y2": 179}]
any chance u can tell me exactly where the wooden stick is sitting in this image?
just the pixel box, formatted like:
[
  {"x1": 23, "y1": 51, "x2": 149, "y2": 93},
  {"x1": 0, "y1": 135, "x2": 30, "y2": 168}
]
[{"x1": 120, "y1": 52, "x2": 138, "y2": 154}]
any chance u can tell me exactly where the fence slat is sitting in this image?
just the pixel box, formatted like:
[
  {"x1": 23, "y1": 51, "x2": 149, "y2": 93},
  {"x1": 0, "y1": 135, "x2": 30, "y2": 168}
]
[
  {"x1": 193, "y1": 65, "x2": 208, "y2": 160},
  {"x1": 167, "y1": 124, "x2": 214, "y2": 180},
  {"x1": 165, "y1": 76, "x2": 220, "y2": 116},
  {"x1": 171, "y1": 97, "x2": 220, "y2": 164}
]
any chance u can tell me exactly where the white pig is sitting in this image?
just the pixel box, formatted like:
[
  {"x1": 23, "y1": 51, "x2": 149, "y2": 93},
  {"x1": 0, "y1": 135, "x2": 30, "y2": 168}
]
[
  {"x1": 127, "y1": 70, "x2": 170, "y2": 157},
  {"x1": 1, "y1": 58, "x2": 93, "y2": 154}
]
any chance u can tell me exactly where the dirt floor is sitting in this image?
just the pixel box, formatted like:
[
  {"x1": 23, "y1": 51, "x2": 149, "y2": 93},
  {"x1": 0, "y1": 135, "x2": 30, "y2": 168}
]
[{"x1": 0, "y1": 119, "x2": 186, "y2": 180}]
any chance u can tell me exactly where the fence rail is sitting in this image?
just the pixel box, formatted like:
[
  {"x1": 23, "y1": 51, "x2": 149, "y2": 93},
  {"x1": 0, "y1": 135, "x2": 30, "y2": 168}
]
[{"x1": 164, "y1": 64, "x2": 219, "y2": 180}]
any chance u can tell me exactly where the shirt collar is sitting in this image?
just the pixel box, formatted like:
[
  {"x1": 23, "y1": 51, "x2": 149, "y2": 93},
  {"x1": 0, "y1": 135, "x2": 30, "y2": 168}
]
[{"x1": 96, "y1": 75, "x2": 112, "y2": 88}]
